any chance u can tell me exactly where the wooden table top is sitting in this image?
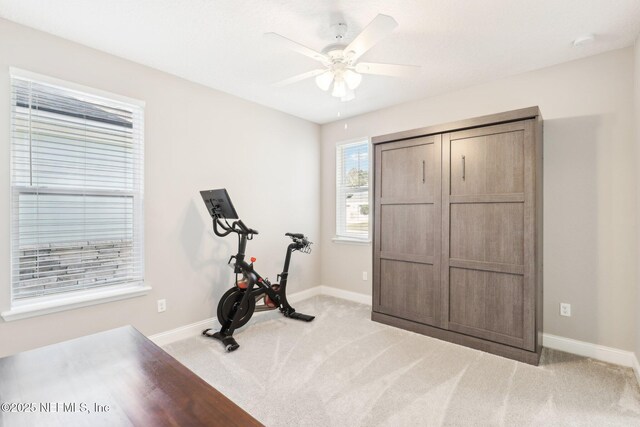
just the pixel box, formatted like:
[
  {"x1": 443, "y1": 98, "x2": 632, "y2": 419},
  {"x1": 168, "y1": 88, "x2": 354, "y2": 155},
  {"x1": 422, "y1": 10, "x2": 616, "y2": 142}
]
[{"x1": 0, "y1": 326, "x2": 262, "y2": 427}]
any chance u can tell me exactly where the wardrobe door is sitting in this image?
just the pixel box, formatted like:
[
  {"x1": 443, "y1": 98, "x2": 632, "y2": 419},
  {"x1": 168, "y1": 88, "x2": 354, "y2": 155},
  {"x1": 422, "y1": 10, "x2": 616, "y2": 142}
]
[
  {"x1": 374, "y1": 135, "x2": 442, "y2": 326},
  {"x1": 442, "y1": 120, "x2": 535, "y2": 350}
]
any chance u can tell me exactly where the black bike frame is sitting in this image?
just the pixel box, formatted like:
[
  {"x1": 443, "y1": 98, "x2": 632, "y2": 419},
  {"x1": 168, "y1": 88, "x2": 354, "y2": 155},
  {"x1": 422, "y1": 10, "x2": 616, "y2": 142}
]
[{"x1": 213, "y1": 217, "x2": 299, "y2": 336}]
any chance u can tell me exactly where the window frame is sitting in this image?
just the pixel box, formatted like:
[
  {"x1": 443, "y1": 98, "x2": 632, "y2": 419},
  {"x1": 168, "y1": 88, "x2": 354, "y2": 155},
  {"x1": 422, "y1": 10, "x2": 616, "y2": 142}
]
[
  {"x1": 334, "y1": 138, "x2": 372, "y2": 244},
  {"x1": 2, "y1": 68, "x2": 148, "y2": 321}
]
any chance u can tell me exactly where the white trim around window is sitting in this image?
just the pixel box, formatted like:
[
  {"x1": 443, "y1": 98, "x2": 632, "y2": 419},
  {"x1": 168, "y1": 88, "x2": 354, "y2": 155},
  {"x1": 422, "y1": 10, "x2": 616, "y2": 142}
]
[
  {"x1": 6, "y1": 68, "x2": 147, "y2": 318},
  {"x1": 334, "y1": 137, "x2": 372, "y2": 244},
  {"x1": 1, "y1": 283, "x2": 151, "y2": 321}
]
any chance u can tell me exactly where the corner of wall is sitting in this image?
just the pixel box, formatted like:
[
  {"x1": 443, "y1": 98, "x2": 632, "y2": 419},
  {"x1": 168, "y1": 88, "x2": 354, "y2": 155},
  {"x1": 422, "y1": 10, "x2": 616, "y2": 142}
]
[
  {"x1": 634, "y1": 33, "x2": 640, "y2": 371},
  {"x1": 634, "y1": 352, "x2": 640, "y2": 387}
]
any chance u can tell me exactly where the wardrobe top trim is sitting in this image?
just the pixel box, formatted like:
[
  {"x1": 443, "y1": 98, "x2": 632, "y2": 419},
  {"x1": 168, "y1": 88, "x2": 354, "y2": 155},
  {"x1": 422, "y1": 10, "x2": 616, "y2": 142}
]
[{"x1": 371, "y1": 106, "x2": 541, "y2": 145}]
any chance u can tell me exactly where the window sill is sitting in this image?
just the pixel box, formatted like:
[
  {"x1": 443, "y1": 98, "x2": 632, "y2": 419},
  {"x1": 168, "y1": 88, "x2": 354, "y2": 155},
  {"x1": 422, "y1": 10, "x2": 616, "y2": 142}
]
[
  {"x1": 1, "y1": 284, "x2": 151, "y2": 322},
  {"x1": 332, "y1": 237, "x2": 371, "y2": 245}
]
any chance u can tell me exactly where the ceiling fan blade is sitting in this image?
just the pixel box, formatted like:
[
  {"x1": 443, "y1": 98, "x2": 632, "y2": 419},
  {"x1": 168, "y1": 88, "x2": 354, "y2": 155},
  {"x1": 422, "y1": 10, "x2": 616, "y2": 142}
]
[
  {"x1": 272, "y1": 69, "x2": 327, "y2": 87},
  {"x1": 265, "y1": 32, "x2": 330, "y2": 65},
  {"x1": 345, "y1": 14, "x2": 398, "y2": 62},
  {"x1": 355, "y1": 62, "x2": 420, "y2": 77}
]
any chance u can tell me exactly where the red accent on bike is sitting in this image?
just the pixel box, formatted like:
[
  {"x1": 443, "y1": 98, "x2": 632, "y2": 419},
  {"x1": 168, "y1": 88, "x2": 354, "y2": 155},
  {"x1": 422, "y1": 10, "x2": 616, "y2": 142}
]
[
  {"x1": 265, "y1": 284, "x2": 280, "y2": 308},
  {"x1": 258, "y1": 278, "x2": 263, "y2": 283},
  {"x1": 236, "y1": 279, "x2": 249, "y2": 290},
  {"x1": 250, "y1": 257, "x2": 257, "y2": 263}
]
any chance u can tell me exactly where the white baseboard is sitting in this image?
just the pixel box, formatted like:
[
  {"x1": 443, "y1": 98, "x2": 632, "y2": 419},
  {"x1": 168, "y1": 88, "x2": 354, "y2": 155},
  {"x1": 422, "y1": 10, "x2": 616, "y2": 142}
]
[
  {"x1": 148, "y1": 286, "x2": 324, "y2": 347},
  {"x1": 542, "y1": 333, "x2": 636, "y2": 368},
  {"x1": 149, "y1": 317, "x2": 216, "y2": 347},
  {"x1": 287, "y1": 285, "x2": 323, "y2": 303},
  {"x1": 147, "y1": 285, "x2": 640, "y2": 386},
  {"x1": 317, "y1": 286, "x2": 640, "y2": 380},
  {"x1": 319, "y1": 285, "x2": 371, "y2": 305},
  {"x1": 633, "y1": 352, "x2": 640, "y2": 386}
]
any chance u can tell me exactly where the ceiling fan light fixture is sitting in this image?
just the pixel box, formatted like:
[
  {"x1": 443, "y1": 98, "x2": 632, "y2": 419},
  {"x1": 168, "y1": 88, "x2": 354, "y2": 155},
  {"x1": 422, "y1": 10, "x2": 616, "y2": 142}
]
[
  {"x1": 315, "y1": 71, "x2": 334, "y2": 91},
  {"x1": 341, "y1": 88, "x2": 355, "y2": 102},
  {"x1": 268, "y1": 14, "x2": 417, "y2": 104},
  {"x1": 332, "y1": 78, "x2": 347, "y2": 98},
  {"x1": 343, "y1": 70, "x2": 362, "y2": 90}
]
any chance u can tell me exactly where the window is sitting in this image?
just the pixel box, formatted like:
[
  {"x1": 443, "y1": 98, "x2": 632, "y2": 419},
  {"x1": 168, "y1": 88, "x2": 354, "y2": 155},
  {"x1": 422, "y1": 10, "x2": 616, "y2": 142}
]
[
  {"x1": 335, "y1": 139, "x2": 370, "y2": 241},
  {"x1": 8, "y1": 69, "x2": 145, "y2": 308}
]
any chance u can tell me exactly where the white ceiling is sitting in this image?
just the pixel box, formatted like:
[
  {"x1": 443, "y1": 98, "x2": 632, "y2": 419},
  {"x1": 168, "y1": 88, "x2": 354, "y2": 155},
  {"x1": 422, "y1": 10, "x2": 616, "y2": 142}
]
[{"x1": 1, "y1": 0, "x2": 640, "y2": 124}]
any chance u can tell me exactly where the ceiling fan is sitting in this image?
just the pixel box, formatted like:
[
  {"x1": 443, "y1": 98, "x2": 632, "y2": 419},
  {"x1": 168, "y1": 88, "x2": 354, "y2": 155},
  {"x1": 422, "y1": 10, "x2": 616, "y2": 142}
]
[{"x1": 265, "y1": 14, "x2": 419, "y2": 101}]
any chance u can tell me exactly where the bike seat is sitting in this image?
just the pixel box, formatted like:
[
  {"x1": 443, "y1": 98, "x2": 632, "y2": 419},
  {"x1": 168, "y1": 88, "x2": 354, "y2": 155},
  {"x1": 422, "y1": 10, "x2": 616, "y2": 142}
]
[{"x1": 286, "y1": 232, "x2": 304, "y2": 239}]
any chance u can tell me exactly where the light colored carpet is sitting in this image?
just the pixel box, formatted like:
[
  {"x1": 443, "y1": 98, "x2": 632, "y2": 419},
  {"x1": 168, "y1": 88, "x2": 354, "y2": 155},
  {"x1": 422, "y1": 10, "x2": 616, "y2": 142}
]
[{"x1": 163, "y1": 296, "x2": 640, "y2": 426}]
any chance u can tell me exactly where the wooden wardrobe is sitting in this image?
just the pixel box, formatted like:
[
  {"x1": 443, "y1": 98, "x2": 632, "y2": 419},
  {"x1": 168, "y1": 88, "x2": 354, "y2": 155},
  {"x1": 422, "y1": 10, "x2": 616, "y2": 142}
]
[{"x1": 372, "y1": 107, "x2": 543, "y2": 365}]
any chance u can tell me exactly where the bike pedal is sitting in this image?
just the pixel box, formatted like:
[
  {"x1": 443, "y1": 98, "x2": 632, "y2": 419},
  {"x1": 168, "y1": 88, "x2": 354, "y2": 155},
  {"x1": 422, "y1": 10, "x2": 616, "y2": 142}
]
[{"x1": 288, "y1": 312, "x2": 315, "y2": 322}]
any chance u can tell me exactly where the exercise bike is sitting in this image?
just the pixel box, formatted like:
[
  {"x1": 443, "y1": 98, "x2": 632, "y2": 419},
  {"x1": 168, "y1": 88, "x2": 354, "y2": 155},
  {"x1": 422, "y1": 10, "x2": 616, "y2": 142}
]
[{"x1": 200, "y1": 188, "x2": 315, "y2": 352}]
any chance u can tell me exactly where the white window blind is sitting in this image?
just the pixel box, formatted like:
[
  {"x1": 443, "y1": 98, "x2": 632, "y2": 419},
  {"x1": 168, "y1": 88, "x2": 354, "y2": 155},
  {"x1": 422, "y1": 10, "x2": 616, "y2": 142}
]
[
  {"x1": 10, "y1": 70, "x2": 145, "y2": 303},
  {"x1": 336, "y1": 140, "x2": 370, "y2": 240}
]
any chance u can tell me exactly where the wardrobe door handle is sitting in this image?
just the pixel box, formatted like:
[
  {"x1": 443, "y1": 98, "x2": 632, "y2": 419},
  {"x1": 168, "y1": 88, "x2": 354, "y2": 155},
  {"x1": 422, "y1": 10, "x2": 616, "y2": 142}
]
[
  {"x1": 422, "y1": 160, "x2": 425, "y2": 183},
  {"x1": 461, "y1": 155, "x2": 466, "y2": 181}
]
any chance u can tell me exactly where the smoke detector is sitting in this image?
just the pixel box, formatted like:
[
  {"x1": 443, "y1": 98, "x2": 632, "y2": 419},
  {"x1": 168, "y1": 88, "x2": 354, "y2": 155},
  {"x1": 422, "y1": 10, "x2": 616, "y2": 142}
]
[{"x1": 572, "y1": 34, "x2": 595, "y2": 47}]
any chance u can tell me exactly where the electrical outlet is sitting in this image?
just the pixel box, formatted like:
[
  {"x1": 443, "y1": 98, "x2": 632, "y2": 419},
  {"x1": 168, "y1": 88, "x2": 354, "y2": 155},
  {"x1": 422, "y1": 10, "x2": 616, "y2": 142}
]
[
  {"x1": 362, "y1": 271, "x2": 368, "y2": 281},
  {"x1": 560, "y1": 303, "x2": 571, "y2": 317},
  {"x1": 157, "y1": 299, "x2": 166, "y2": 313}
]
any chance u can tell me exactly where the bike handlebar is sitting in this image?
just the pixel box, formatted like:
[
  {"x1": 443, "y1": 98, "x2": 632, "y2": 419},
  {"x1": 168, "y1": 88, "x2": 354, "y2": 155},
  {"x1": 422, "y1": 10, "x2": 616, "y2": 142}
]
[
  {"x1": 286, "y1": 233, "x2": 312, "y2": 252},
  {"x1": 212, "y1": 216, "x2": 310, "y2": 249},
  {"x1": 213, "y1": 217, "x2": 258, "y2": 237},
  {"x1": 213, "y1": 217, "x2": 311, "y2": 253},
  {"x1": 234, "y1": 219, "x2": 259, "y2": 235}
]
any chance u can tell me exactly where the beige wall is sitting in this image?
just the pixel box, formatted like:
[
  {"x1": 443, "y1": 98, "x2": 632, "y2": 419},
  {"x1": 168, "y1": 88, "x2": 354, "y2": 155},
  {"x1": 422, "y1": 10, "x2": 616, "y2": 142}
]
[
  {"x1": 635, "y1": 38, "x2": 640, "y2": 362},
  {"x1": 320, "y1": 47, "x2": 637, "y2": 351},
  {"x1": 1, "y1": 17, "x2": 636, "y2": 358},
  {"x1": 0, "y1": 19, "x2": 321, "y2": 357}
]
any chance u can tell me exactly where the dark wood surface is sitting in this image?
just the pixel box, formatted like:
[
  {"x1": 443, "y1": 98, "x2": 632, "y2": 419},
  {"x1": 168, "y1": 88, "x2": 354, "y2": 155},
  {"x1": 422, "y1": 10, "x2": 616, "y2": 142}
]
[{"x1": 0, "y1": 326, "x2": 262, "y2": 427}]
